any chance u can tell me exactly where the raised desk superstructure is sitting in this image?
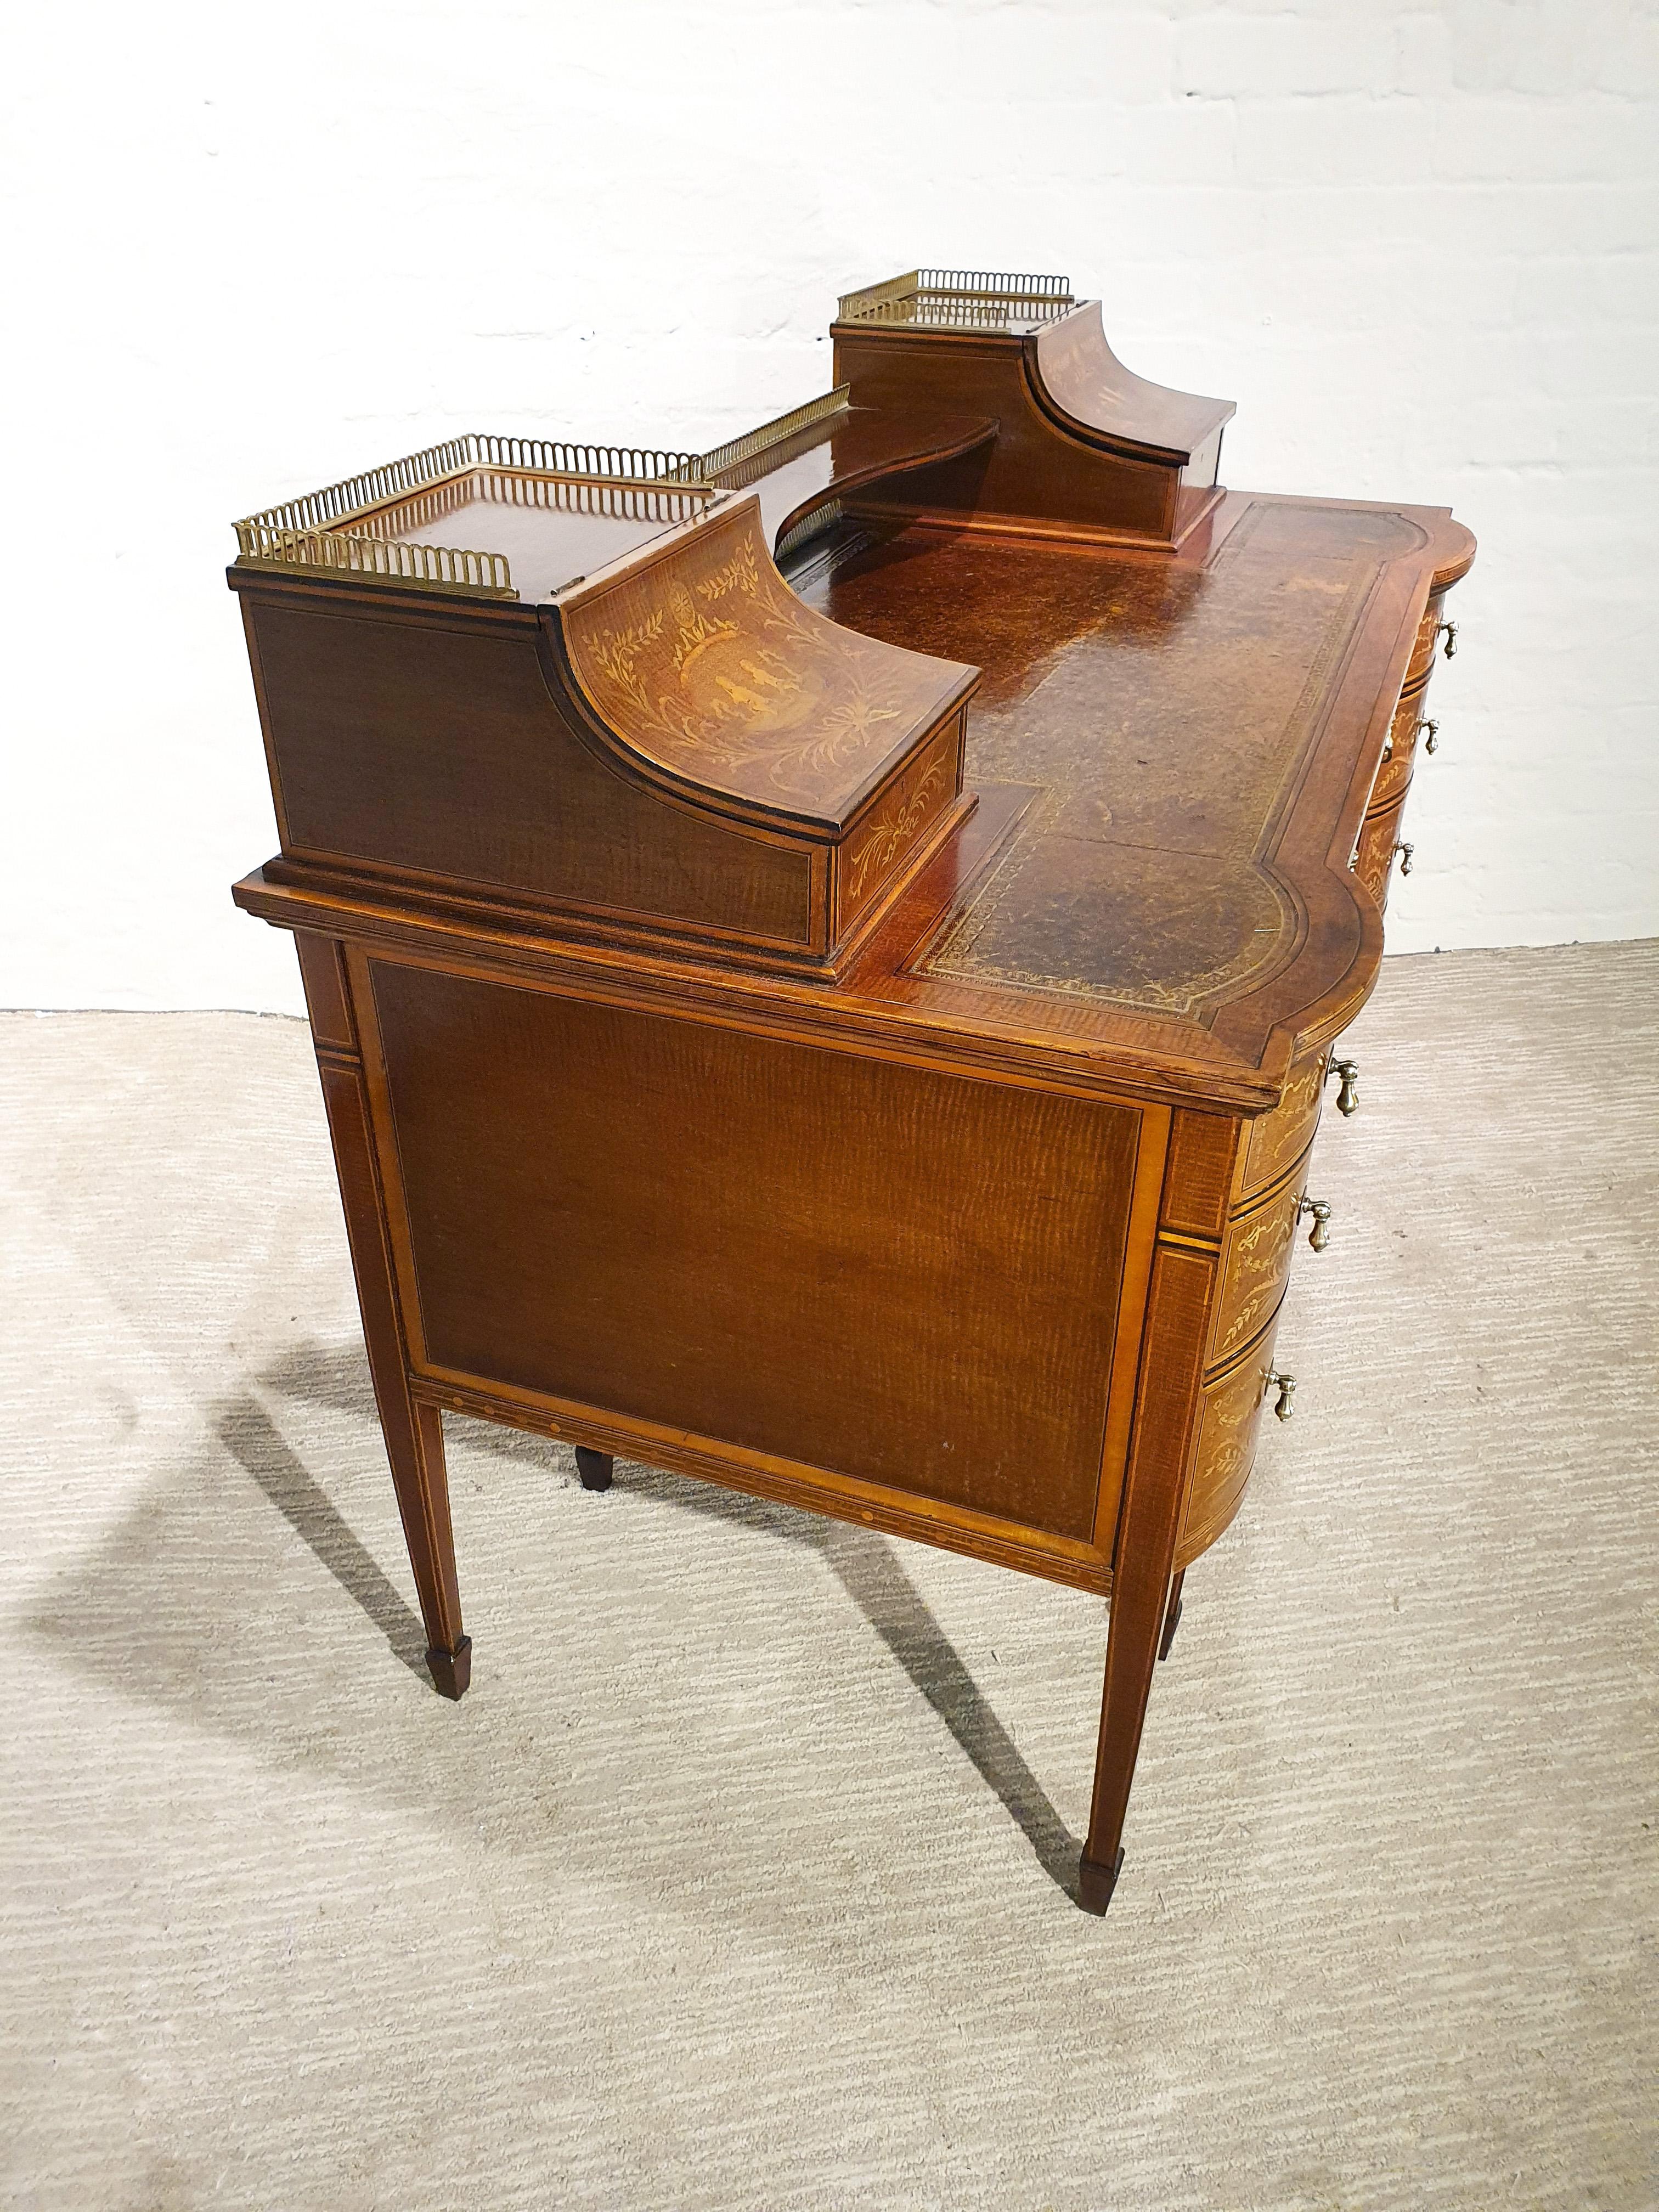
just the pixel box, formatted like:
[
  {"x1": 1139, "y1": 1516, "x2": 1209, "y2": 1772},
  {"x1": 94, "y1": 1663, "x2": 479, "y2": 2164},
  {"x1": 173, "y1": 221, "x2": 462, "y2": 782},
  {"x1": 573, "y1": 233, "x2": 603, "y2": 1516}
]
[{"x1": 231, "y1": 268, "x2": 1474, "y2": 1912}]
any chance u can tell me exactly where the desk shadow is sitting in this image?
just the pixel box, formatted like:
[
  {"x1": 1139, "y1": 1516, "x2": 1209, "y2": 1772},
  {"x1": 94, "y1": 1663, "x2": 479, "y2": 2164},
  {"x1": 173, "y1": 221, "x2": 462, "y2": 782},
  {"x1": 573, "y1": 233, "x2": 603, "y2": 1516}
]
[
  {"x1": 264, "y1": 1338, "x2": 1086, "y2": 1903},
  {"x1": 215, "y1": 1395, "x2": 427, "y2": 1680},
  {"x1": 816, "y1": 1521, "x2": 1085, "y2": 1900}
]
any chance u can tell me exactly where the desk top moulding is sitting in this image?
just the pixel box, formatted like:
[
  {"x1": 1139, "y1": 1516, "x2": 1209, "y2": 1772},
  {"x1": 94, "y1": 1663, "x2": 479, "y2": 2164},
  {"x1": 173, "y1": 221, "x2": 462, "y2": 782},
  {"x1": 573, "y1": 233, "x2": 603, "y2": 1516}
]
[{"x1": 227, "y1": 263, "x2": 1476, "y2": 1918}]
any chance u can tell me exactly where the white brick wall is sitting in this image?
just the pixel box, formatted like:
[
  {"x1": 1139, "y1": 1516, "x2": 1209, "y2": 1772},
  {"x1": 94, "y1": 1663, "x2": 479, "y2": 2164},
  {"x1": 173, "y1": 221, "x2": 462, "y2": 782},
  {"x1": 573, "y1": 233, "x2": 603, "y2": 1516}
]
[{"x1": 4, "y1": 0, "x2": 1654, "y2": 1010}]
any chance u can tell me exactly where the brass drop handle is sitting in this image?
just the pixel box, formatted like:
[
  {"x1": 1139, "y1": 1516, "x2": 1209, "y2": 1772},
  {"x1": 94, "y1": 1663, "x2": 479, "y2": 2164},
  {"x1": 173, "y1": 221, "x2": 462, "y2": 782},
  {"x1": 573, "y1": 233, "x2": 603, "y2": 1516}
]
[
  {"x1": 1419, "y1": 716, "x2": 1440, "y2": 755},
  {"x1": 1438, "y1": 619, "x2": 1458, "y2": 659},
  {"x1": 1265, "y1": 1369, "x2": 1296, "y2": 1421},
  {"x1": 1327, "y1": 1056, "x2": 1359, "y2": 1116},
  {"x1": 1394, "y1": 840, "x2": 1414, "y2": 876},
  {"x1": 1299, "y1": 1196, "x2": 1332, "y2": 1251}
]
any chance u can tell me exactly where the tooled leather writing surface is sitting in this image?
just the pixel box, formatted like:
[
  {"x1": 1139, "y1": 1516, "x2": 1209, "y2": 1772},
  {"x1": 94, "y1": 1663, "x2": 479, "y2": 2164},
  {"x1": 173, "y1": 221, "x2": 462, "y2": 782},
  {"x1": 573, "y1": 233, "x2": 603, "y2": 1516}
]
[{"x1": 798, "y1": 499, "x2": 1427, "y2": 1018}]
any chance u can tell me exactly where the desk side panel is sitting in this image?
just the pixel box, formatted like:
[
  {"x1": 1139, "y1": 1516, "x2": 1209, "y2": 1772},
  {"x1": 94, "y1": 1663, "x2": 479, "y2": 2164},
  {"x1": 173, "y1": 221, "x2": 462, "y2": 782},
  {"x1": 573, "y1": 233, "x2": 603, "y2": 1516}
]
[
  {"x1": 358, "y1": 952, "x2": 1150, "y2": 1548},
  {"x1": 832, "y1": 329, "x2": 1178, "y2": 543},
  {"x1": 243, "y1": 591, "x2": 815, "y2": 946}
]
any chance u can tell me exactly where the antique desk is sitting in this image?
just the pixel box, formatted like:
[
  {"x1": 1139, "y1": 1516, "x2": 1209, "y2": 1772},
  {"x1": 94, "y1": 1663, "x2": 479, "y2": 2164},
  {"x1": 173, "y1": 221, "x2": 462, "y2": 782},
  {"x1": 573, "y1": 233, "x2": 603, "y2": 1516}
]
[{"x1": 230, "y1": 268, "x2": 1473, "y2": 1912}]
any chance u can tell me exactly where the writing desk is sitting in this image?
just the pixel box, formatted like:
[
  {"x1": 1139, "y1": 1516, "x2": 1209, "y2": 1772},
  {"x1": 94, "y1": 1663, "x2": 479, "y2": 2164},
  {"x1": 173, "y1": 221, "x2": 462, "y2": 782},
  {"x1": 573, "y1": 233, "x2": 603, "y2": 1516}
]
[{"x1": 232, "y1": 268, "x2": 1473, "y2": 1911}]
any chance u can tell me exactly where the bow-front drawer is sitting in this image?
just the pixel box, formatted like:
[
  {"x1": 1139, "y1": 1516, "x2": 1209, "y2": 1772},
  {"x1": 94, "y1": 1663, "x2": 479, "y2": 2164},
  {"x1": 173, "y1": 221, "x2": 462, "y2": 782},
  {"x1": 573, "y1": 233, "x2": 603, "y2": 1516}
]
[
  {"x1": 1371, "y1": 686, "x2": 1431, "y2": 810},
  {"x1": 1406, "y1": 585, "x2": 1457, "y2": 687},
  {"x1": 1354, "y1": 790, "x2": 1412, "y2": 912},
  {"x1": 1177, "y1": 1314, "x2": 1291, "y2": 1567},
  {"x1": 1208, "y1": 1154, "x2": 1317, "y2": 1371},
  {"x1": 1238, "y1": 1045, "x2": 1328, "y2": 1204}
]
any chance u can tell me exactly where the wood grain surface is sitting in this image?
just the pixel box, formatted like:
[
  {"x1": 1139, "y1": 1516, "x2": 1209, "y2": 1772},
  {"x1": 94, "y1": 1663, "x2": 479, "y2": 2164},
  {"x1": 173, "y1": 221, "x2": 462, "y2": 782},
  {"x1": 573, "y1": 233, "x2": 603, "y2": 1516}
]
[{"x1": 361, "y1": 952, "x2": 1149, "y2": 1550}]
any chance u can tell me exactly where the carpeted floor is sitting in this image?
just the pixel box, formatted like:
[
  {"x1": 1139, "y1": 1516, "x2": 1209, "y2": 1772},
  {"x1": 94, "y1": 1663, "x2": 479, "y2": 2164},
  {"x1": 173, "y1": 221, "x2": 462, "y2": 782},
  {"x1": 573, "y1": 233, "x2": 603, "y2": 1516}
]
[{"x1": 1, "y1": 941, "x2": 1654, "y2": 2212}]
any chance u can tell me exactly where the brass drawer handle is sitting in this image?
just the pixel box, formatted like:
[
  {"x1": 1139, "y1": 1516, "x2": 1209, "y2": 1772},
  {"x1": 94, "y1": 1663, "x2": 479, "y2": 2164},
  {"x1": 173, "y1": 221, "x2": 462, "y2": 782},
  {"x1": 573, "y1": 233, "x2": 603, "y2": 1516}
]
[
  {"x1": 1394, "y1": 840, "x2": 1414, "y2": 876},
  {"x1": 1438, "y1": 619, "x2": 1458, "y2": 659},
  {"x1": 1299, "y1": 1196, "x2": 1332, "y2": 1251},
  {"x1": 1419, "y1": 716, "x2": 1440, "y2": 755},
  {"x1": 1265, "y1": 1369, "x2": 1296, "y2": 1421},
  {"x1": 1327, "y1": 1056, "x2": 1359, "y2": 1116}
]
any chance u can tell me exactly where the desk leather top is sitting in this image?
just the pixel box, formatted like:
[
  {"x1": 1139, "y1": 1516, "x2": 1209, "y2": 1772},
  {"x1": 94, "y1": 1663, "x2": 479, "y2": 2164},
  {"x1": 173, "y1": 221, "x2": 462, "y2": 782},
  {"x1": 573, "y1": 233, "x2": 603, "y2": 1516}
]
[{"x1": 781, "y1": 488, "x2": 1473, "y2": 1088}]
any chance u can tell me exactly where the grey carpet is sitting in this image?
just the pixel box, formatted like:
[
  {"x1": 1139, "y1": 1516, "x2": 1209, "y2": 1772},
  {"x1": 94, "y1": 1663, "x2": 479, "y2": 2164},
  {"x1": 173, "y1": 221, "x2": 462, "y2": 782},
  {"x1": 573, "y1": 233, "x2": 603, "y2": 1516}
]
[{"x1": 1, "y1": 942, "x2": 1654, "y2": 2211}]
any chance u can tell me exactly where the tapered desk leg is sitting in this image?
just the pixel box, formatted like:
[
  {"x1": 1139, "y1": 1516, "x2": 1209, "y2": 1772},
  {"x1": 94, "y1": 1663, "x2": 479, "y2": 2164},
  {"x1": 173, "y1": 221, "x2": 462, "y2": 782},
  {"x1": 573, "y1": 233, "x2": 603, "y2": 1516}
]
[
  {"x1": 300, "y1": 943, "x2": 471, "y2": 1702},
  {"x1": 401, "y1": 1400, "x2": 470, "y2": 1699},
  {"x1": 317, "y1": 1059, "x2": 470, "y2": 1698},
  {"x1": 1080, "y1": 1246, "x2": 1212, "y2": 1914}
]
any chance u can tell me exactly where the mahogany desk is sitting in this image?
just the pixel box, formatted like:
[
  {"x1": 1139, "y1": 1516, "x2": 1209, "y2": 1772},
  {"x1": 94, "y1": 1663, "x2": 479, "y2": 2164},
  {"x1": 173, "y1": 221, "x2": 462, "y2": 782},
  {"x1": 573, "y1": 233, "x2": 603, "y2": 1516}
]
[{"x1": 230, "y1": 268, "x2": 1474, "y2": 1912}]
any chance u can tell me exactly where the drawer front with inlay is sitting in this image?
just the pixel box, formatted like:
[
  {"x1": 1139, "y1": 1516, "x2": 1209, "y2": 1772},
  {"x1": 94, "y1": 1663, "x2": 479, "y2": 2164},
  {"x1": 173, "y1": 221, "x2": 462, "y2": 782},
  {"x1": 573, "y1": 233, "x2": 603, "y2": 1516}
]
[
  {"x1": 1354, "y1": 789, "x2": 1409, "y2": 911},
  {"x1": 1372, "y1": 686, "x2": 1429, "y2": 810},
  {"x1": 1239, "y1": 1045, "x2": 1327, "y2": 1204},
  {"x1": 1406, "y1": 586, "x2": 1449, "y2": 687},
  {"x1": 1209, "y1": 1157, "x2": 1312, "y2": 1372},
  {"x1": 1177, "y1": 1311, "x2": 1285, "y2": 1566}
]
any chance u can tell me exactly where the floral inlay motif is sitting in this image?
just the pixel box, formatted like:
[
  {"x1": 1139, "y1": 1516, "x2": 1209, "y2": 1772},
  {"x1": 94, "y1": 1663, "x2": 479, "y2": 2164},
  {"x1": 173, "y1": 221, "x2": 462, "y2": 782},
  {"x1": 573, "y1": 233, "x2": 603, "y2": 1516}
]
[
  {"x1": 844, "y1": 759, "x2": 950, "y2": 899},
  {"x1": 1197, "y1": 1364, "x2": 1265, "y2": 1496},
  {"x1": 565, "y1": 507, "x2": 954, "y2": 812},
  {"x1": 1215, "y1": 1194, "x2": 1299, "y2": 1360}
]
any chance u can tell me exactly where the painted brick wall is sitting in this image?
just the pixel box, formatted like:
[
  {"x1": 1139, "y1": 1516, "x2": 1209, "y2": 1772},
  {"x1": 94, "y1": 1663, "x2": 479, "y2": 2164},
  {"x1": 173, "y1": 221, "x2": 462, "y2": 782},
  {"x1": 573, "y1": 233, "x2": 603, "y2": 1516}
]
[{"x1": 4, "y1": 0, "x2": 1654, "y2": 1011}]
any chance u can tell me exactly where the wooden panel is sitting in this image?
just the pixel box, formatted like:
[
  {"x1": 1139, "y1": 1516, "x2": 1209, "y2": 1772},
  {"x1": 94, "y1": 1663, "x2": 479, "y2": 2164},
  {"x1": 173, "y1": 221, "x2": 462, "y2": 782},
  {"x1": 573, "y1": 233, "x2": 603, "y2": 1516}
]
[
  {"x1": 414, "y1": 1370, "x2": 1113, "y2": 1596},
  {"x1": 1032, "y1": 303, "x2": 1233, "y2": 472},
  {"x1": 365, "y1": 957, "x2": 1147, "y2": 1545},
  {"x1": 1240, "y1": 1045, "x2": 1327, "y2": 1202},
  {"x1": 1177, "y1": 1310, "x2": 1283, "y2": 1567},
  {"x1": 1160, "y1": 1109, "x2": 1238, "y2": 1239},
  {"x1": 1209, "y1": 1156, "x2": 1311, "y2": 1371},
  {"x1": 247, "y1": 595, "x2": 815, "y2": 945},
  {"x1": 834, "y1": 329, "x2": 1178, "y2": 541},
  {"x1": 294, "y1": 932, "x2": 356, "y2": 1053},
  {"x1": 835, "y1": 714, "x2": 964, "y2": 939},
  {"x1": 720, "y1": 405, "x2": 998, "y2": 554},
  {"x1": 1355, "y1": 789, "x2": 1409, "y2": 912}
]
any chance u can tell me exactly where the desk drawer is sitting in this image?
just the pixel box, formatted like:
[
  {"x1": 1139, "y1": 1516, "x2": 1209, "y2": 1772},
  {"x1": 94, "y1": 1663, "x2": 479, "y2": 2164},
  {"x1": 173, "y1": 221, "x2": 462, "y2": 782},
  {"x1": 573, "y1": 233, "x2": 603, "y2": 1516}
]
[
  {"x1": 1372, "y1": 686, "x2": 1429, "y2": 810},
  {"x1": 1406, "y1": 586, "x2": 1449, "y2": 687},
  {"x1": 1354, "y1": 789, "x2": 1409, "y2": 912},
  {"x1": 1178, "y1": 1311, "x2": 1284, "y2": 1566},
  {"x1": 1209, "y1": 1155, "x2": 1311, "y2": 1372},
  {"x1": 1239, "y1": 1044, "x2": 1327, "y2": 1204}
]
